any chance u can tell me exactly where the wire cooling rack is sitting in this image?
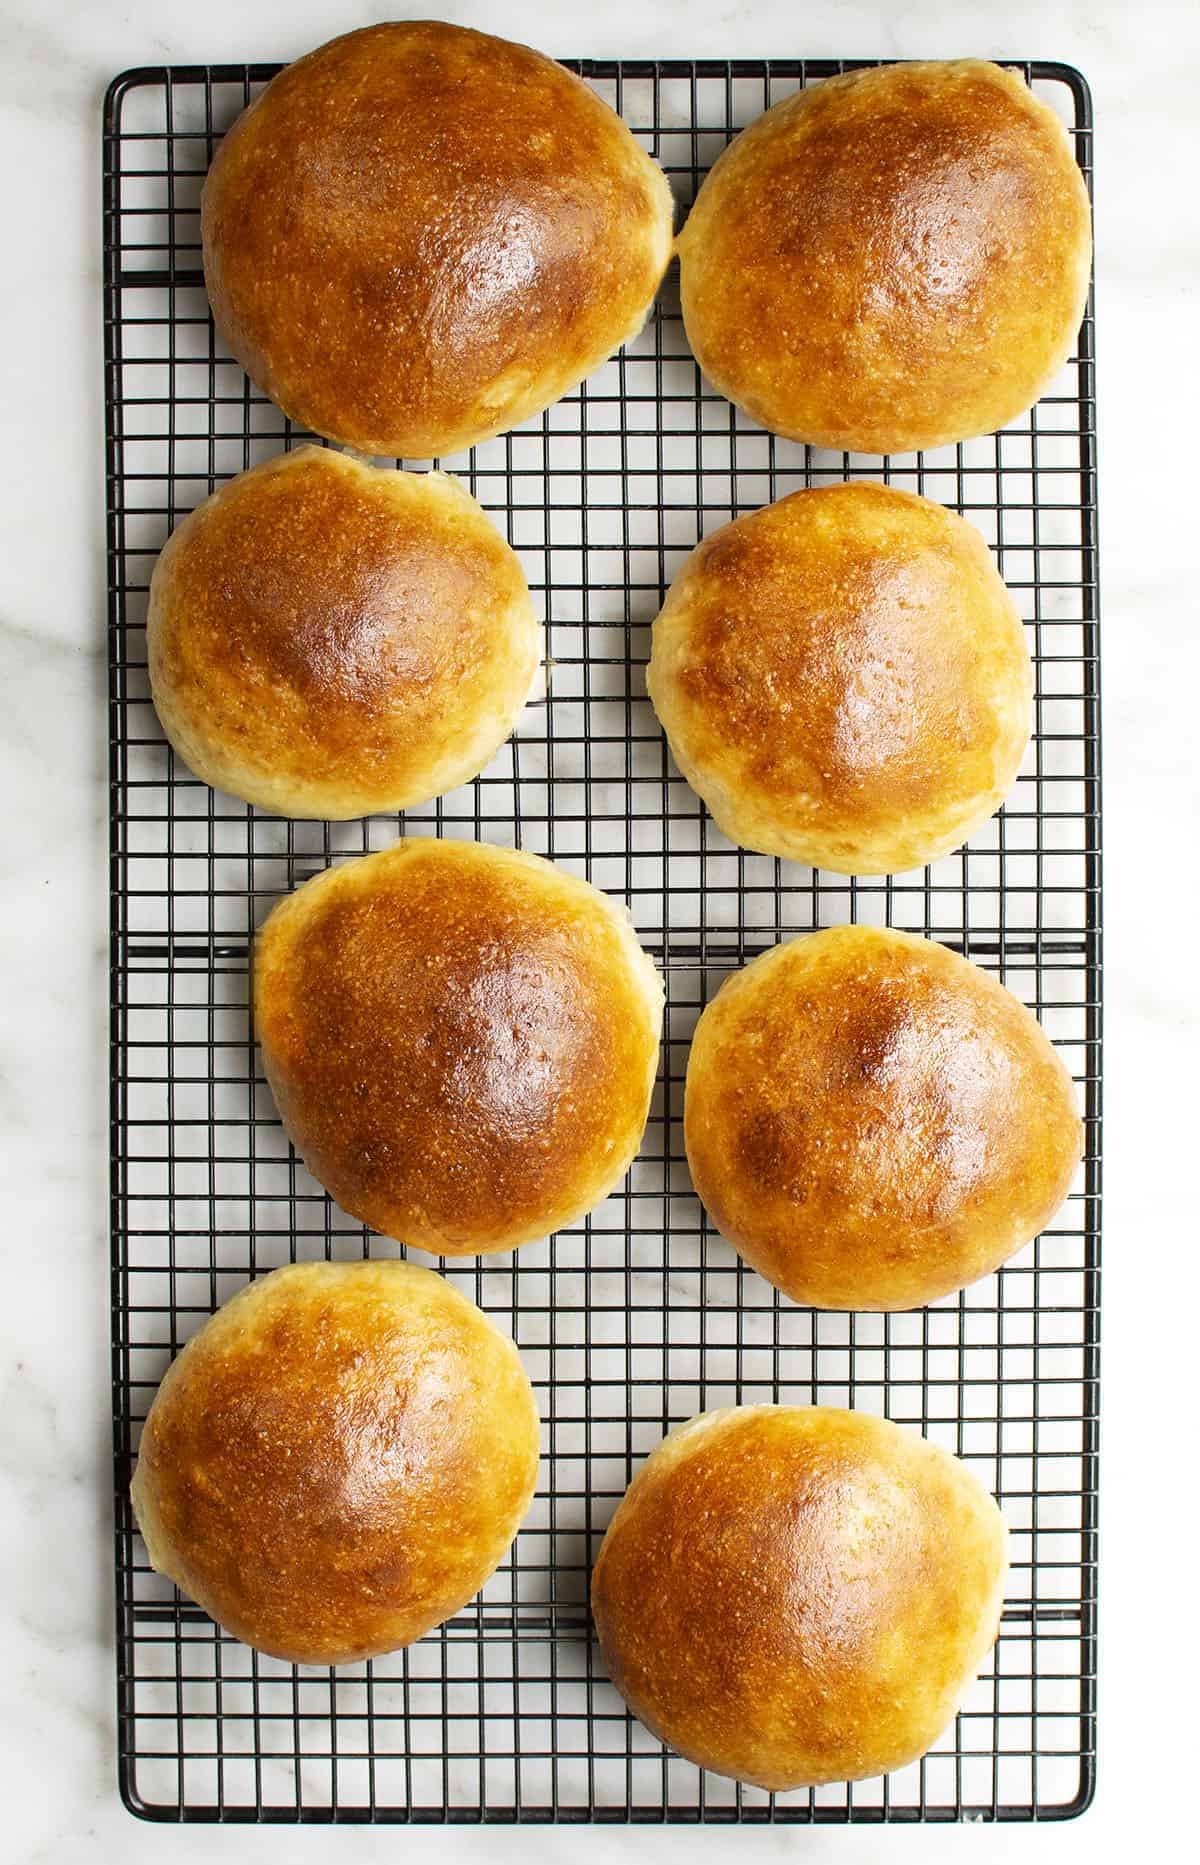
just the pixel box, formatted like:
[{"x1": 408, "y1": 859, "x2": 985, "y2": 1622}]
[{"x1": 104, "y1": 57, "x2": 1100, "y2": 1825}]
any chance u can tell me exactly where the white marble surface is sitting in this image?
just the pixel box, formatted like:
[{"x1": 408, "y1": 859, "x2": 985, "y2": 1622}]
[{"x1": 1, "y1": 0, "x2": 1197, "y2": 1857}]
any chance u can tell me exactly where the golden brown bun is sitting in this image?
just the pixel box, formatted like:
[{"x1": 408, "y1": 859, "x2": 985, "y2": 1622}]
[
  {"x1": 147, "y1": 448, "x2": 539, "y2": 819},
  {"x1": 130, "y1": 1260, "x2": 540, "y2": 1665},
  {"x1": 254, "y1": 839, "x2": 663, "y2": 1255},
  {"x1": 202, "y1": 22, "x2": 674, "y2": 458},
  {"x1": 677, "y1": 60, "x2": 1092, "y2": 453},
  {"x1": 592, "y1": 1405, "x2": 1007, "y2": 1790},
  {"x1": 647, "y1": 482, "x2": 1031, "y2": 875},
  {"x1": 684, "y1": 927, "x2": 1083, "y2": 1311}
]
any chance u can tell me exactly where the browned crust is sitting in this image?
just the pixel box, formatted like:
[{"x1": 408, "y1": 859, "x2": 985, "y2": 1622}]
[
  {"x1": 677, "y1": 61, "x2": 1092, "y2": 453},
  {"x1": 202, "y1": 22, "x2": 674, "y2": 458},
  {"x1": 592, "y1": 1405, "x2": 1008, "y2": 1789},
  {"x1": 683, "y1": 927, "x2": 1083, "y2": 1310},
  {"x1": 129, "y1": 1260, "x2": 540, "y2": 1664},
  {"x1": 647, "y1": 481, "x2": 1032, "y2": 875},
  {"x1": 147, "y1": 448, "x2": 539, "y2": 818},
  {"x1": 254, "y1": 839, "x2": 664, "y2": 1255}
]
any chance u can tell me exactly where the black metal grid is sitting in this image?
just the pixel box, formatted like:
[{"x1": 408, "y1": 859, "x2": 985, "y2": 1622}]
[{"x1": 104, "y1": 57, "x2": 1101, "y2": 1825}]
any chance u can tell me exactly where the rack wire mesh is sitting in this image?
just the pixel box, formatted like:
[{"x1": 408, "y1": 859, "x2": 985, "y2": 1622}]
[{"x1": 104, "y1": 57, "x2": 1101, "y2": 1824}]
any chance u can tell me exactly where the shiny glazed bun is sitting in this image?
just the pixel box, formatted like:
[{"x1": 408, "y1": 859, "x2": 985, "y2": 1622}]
[
  {"x1": 592, "y1": 1405, "x2": 1008, "y2": 1789},
  {"x1": 647, "y1": 482, "x2": 1031, "y2": 875},
  {"x1": 254, "y1": 839, "x2": 663, "y2": 1255},
  {"x1": 684, "y1": 926, "x2": 1083, "y2": 1310},
  {"x1": 130, "y1": 1260, "x2": 540, "y2": 1665},
  {"x1": 677, "y1": 60, "x2": 1092, "y2": 453},
  {"x1": 147, "y1": 447, "x2": 539, "y2": 818},
  {"x1": 202, "y1": 22, "x2": 674, "y2": 458}
]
